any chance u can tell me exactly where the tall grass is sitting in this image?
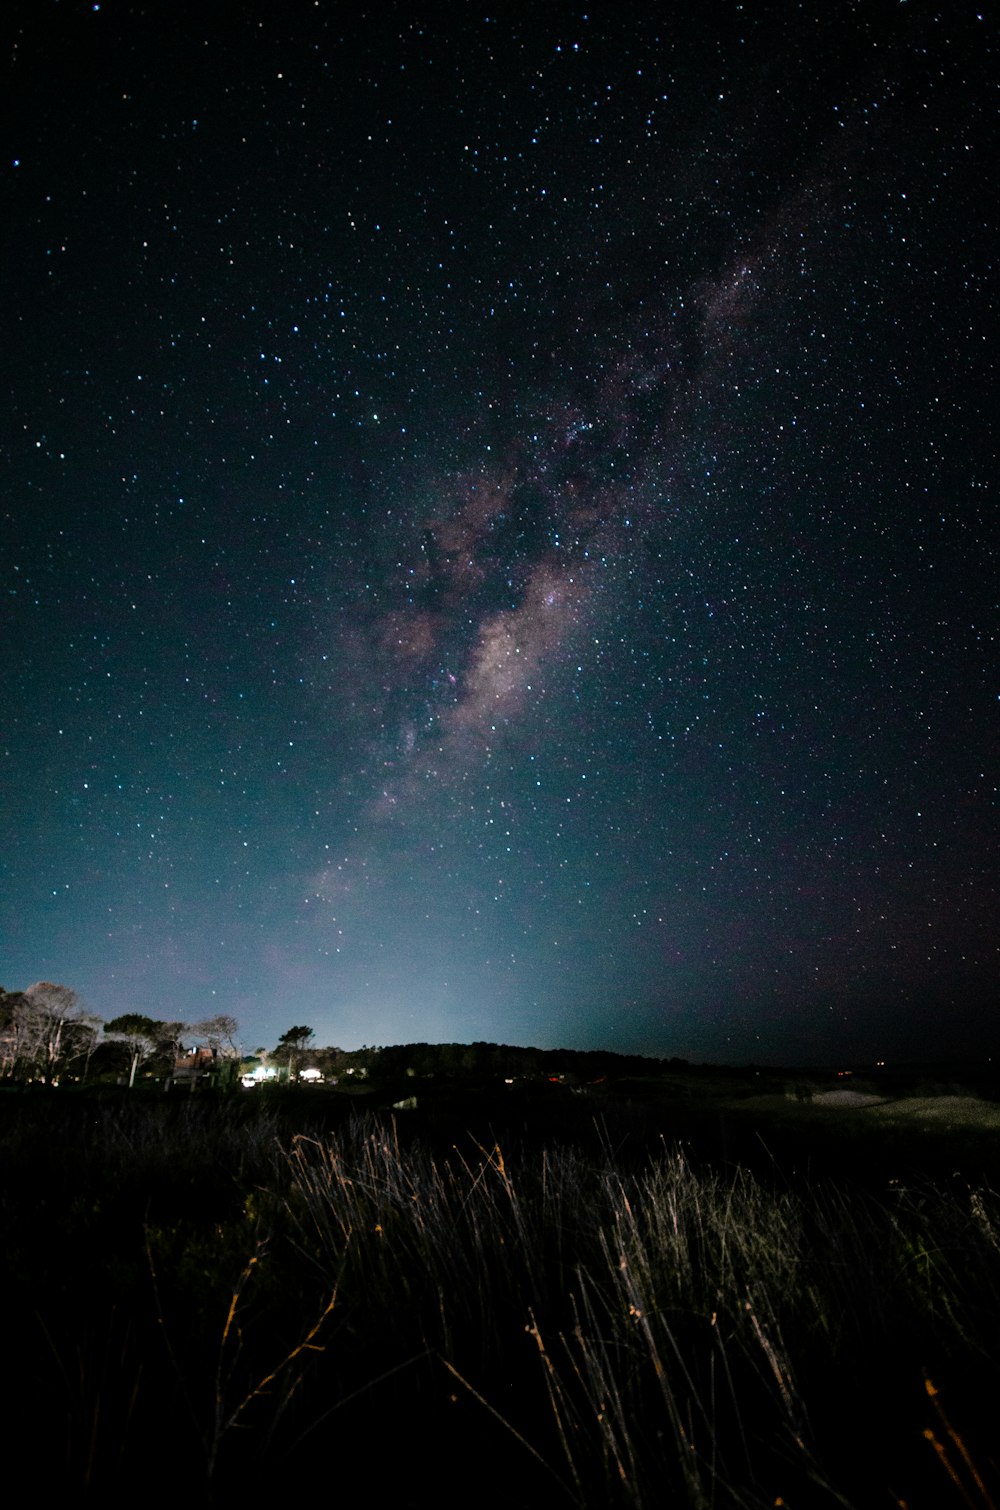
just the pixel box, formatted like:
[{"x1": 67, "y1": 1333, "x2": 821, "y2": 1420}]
[
  {"x1": 280, "y1": 1120, "x2": 1000, "y2": 1508},
  {"x1": 2, "y1": 1096, "x2": 998, "y2": 1505}
]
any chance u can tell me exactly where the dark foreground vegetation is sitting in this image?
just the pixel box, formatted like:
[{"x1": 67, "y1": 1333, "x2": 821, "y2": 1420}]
[{"x1": 3, "y1": 1074, "x2": 999, "y2": 1507}]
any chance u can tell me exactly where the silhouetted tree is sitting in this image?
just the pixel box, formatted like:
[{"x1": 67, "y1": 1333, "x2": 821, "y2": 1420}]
[
  {"x1": 277, "y1": 1025, "x2": 314, "y2": 1080},
  {"x1": 105, "y1": 1014, "x2": 183, "y2": 1087},
  {"x1": 10, "y1": 982, "x2": 100, "y2": 1082},
  {"x1": 191, "y1": 1014, "x2": 239, "y2": 1057},
  {"x1": 0, "y1": 989, "x2": 28, "y2": 1078},
  {"x1": 190, "y1": 1015, "x2": 241, "y2": 1087}
]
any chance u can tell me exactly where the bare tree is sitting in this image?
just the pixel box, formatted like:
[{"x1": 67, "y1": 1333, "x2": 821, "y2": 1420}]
[
  {"x1": 15, "y1": 982, "x2": 100, "y2": 1083},
  {"x1": 190, "y1": 1014, "x2": 241, "y2": 1087},
  {"x1": 191, "y1": 1014, "x2": 240, "y2": 1057}
]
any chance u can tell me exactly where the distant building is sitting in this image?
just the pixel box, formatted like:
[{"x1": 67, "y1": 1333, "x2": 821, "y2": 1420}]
[{"x1": 170, "y1": 1046, "x2": 215, "y2": 1090}]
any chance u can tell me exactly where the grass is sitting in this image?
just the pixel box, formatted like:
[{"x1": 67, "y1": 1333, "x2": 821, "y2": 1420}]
[{"x1": 0, "y1": 1087, "x2": 998, "y2": 1505}]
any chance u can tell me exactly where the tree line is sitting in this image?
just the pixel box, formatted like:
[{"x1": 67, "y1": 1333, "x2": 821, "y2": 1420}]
[
  {"x1": 1, "y1": 986, "x2": 691, "y2": 1089},
  {"x1": 0, "y1": 982, "x2": 240, "y2": 1087},
  {"x1": 261, "y1": 1031, "x2": 689, "y2": 1084}
]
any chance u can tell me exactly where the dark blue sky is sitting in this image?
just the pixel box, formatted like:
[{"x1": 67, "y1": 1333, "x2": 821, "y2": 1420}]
[{"x1": 3, "y1": 1, "x2": 997, "y2": 1064}]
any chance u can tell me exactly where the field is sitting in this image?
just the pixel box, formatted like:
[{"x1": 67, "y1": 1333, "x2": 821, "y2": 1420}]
[{"x1": 2, "y1": 1069, "x2": 999, "y2": 1507}]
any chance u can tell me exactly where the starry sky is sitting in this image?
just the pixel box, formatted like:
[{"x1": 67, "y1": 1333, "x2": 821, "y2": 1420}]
[{"x1": 3, "y1": 1, "x2": 997, "y2": 1065}]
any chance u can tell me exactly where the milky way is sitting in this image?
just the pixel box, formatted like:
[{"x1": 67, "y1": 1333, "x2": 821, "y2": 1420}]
[{"x1": 3, "y1": 2, "x2": 997, "y2": 1063}]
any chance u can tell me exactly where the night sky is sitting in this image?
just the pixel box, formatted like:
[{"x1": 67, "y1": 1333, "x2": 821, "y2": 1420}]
[{"x1": 4, "y1": 2, "x2": 997, "y2": 1065}]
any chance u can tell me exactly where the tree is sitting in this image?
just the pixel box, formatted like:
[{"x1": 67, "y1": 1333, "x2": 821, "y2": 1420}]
[
  {"x1": 189, "y1": 1015, "x2": 241, "y2": 1088},
  {"x1": 104, "y1": 1014, "x2": 183, "y2": 1088},
  {"x1": 11, "y1": 983, "x2": 100, "y2": 1083},
  {"x1": 0, "y1": 989, "x2": 28, "y2": 1078},
  {"x1": 276, "y1": 1025, "x2": 314, "y2": 1080},
  {"x1": 191, "y1": 1014, "x2": 240, "y2": 1058}
]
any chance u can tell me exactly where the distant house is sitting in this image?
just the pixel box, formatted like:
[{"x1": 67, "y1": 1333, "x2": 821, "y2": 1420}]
[{"x1": 169, "y1": 1046, "x2": 215, "y2": 1090}]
